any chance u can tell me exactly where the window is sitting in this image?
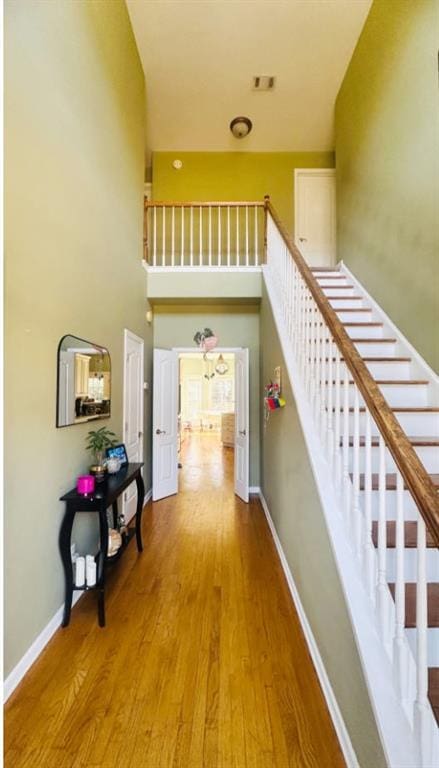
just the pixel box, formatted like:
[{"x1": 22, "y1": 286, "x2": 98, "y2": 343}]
[{"x1": 210, "y1": 377, "x2": 234, "y2": 412}]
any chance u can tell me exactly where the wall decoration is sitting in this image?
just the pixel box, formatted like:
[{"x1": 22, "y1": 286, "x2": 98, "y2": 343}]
[
  {"x1": 193, "y1": 327, "x2": 218, "y2": 353},
  {"x1": 215, "y1": 354, "x2": 229, "y2": 375},
  {"x1": 264, "y1": 372, "x2": 286, "y2": 428}
]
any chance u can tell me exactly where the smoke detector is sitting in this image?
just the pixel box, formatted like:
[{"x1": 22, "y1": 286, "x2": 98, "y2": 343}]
[{"x1": 253, "y1": 75, "x2": 276, "y2": 91}]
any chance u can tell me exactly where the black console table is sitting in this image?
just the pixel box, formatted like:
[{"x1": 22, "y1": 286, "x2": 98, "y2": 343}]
[{"x1": 59, "y1": 462, "x2": 145, "y2": 627}]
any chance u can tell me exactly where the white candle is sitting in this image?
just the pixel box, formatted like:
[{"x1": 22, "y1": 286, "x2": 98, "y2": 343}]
[{"x1": 75, "y1": 556, "x2": 85, "y2": 587}]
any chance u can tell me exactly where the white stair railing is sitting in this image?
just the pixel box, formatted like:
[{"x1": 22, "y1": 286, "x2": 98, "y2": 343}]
[
  {"x1": 265, "y1": 203, "x2": 439, "y2": 767},
  {"x1": 144, "y1": 201, "x2": 265, "y2": 268}
]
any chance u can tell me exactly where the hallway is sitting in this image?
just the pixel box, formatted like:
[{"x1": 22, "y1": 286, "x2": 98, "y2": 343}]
[{"x1": 5, "y1": 436, "x2": 345, "y2": 768}]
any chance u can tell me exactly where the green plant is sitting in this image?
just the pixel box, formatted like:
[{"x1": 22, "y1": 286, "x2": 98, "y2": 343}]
[
  {"x1": 193, "y1": 327, "x2": 214, "y2": 345},
  {"x1": 85, "y1": 426, "x2": 118, "y2": 464}
]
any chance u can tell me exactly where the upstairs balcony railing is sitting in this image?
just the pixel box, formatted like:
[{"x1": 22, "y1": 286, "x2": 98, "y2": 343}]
[{"x1": 143, "y1": 200, "x2": 265, "y2": 268}]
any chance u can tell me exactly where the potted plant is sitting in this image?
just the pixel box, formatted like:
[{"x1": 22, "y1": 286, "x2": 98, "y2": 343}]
[
  {"x1": 85, "y1": 426, "x2": 118, "y2": 480},
  {"x1": 193, "y1": 327, "x2": 218, "y2": 352}
]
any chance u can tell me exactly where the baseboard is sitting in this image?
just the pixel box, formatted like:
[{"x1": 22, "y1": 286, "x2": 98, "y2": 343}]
[
  {"x1": 4, "y1": 590, "x2": 83, "y2": 703},
  {"x1": 4, "y1": 487, "x2": 153, "y2": 703},
  {"x1": 258, "y1": 489, "x2": 359, "y2": 768},
  {"x1": 144, "y1": 487, "x2": 152, "y2": 506},
  {"x1": 249, "y1": 485, "x2": 261, "y2": 495}
]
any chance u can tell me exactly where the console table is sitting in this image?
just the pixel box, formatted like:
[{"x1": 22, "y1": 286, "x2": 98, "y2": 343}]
[{"x1": 59, "y1": 462, "x2": 145, "y2": 628}]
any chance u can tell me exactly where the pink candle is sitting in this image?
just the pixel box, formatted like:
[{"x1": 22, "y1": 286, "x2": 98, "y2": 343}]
[{"x1": 77, "y1": 475, "x2": 95, "y2": 496}]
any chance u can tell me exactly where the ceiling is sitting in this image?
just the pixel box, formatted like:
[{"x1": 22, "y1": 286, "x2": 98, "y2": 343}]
[{"x1": 127, "y1": 0, "x2": 372, "y2": 159}]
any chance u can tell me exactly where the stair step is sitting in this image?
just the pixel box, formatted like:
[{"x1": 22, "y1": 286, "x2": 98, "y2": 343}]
[
  {"x1": 428, "y1": 668, "x2": 439, "y2": 727},
  {"x1": 315, "y1": 275, "x2": 347, "y2": 280},
  {"x1": 388, "y1": 583, "x2": 439, "y2": 628},
  {"x1": 357, "y1": 472, "x2": 439, "y2": 491},
  {"x1": 310, "y1": 267, "x2": 340, "y2": 272},
  {"x1": 335, "y1": 407, "x2": 439, "y2": 413},
  {"x1": 371, "y1": 521, "x2": 436, "y2": 548}
]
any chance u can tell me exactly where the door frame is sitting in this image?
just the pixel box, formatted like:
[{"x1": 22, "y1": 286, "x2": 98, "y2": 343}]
[
  {"x1": 123, "y1": 329, "x2": 144, "y2": 520},
  {"x1": 172, "y1": 347, "x2": 249, "y2": 499},
  {"x1": 294, "y1": 168, "x2": 336, "y2": 266}
]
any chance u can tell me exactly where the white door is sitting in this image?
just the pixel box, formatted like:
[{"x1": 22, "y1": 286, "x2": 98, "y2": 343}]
[
  {"x1": 234, "y1": 348, "x2": 249, "y2": 502},
  {"x1": 295, "y1": 169, "x2": 336, "y2": 267},
  {"x1": 153, "y1": 348, "x2": 178, "y2": 501},
  {"x1": 123, "y1": 330, "x2": 144, "y2": 523}
]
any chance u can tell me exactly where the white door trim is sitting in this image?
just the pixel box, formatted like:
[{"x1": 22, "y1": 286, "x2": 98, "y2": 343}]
[
  {"x1": 294, "y1": 168, "x2": 336, "y2": 267},
  {"x1": 123, "y1": 329, "x2": 144, "y2": 521}
]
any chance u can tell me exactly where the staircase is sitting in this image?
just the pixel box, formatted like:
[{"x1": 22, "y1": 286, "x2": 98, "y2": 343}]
[
  {"x1": 264, "y1": 201, "x2": 439, "y2": 768},
  {"x1": 312, "y1": 265, "x2": 439, "y2": 729}
]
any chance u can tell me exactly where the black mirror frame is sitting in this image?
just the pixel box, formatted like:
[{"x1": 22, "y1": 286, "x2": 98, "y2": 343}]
[{"x1": 56, "y1": 334, "x2": 111, "y2": 428}]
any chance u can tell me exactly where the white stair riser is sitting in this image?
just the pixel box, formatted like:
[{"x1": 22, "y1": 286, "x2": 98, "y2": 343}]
[
  {"x1": 328, "y1": 298, "x2": 365, "y2": 310},
  {"x1": 364, "y1": 361, "x2": 413, "y2": 379},
  {"x1": 346, "y1": 444, "x2": 439, "y2": 474},
  {"x1": 336, "y1": 310, "x2": 375, "y2": 323},
  {"x1": 406, "y1": 628, "x2": 439, "y2": 667},
  {"x1": 344, "y1": 325, "x2": 384, "y2": 340},
  {"x1": 353, "y1": 340, "x2": 397, "y2": 356},
  {"x1": 383, "y1": 548, "x2": 439, "y2": 583},
  {"x1": 317, "y1": 280, "x2": 352, "y2": 289},
  {"x1": 328, "y1": 383, "x2": 430, "y2": 408},
  {"x1": 322, "y1": 287, "x2": 357, "y2": 298}
]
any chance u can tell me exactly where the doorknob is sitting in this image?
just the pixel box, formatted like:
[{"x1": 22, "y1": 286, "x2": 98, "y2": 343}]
[
  {"x1": 155, "y1": 428, "x2": 166, "y2": 435},
  {"x1": 299, "y1": 237, "x2": 307, "y2": 242},
  {"x1": 239, "y1": 429, "x2": 246, "y2": 436}
]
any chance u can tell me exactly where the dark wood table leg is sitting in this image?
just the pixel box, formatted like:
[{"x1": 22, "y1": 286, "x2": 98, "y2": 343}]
[
  {"x1": 135, "y1": 470, "x2": 145, "y2": 552},
  {"x1": 59, "y1": 507, "x2": 75, "y2": 627},
  {"x1": 112, "y1": 500, "x2": 118, "y2": 529}
]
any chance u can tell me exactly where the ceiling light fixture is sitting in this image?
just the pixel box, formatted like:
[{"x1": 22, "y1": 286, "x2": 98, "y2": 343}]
[{"x1": 230, "y1": 116, "x2": 253, "y2": 139}]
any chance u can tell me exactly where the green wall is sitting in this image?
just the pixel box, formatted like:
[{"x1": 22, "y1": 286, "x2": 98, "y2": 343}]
[
  {"x1": 259, "y1": 284, "x2": 386, "y2": 767},
  {"x1": 152, "y1": 151, "x2": 335, "y2": 234},
  {"x1": 153, "y1": 304, "x2": 260, "y2": 485},
  {"x1": 4, "y1": 0, "x2": 151, "y2": 676},
  {"x1": 336, "y1": 0, "x2": 439, "y2": 371}
]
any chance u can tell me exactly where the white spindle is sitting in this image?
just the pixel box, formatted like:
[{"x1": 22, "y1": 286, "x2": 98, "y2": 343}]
[
  {"x1": 377, "y1": 435, "x2": 388, "y2": 644},
  {"x1": 199, "y1": 206, "x2": 202, "y2": 264},
  {"x1": 414, "y1": 514, "x2": 430, "y2": 768},
  {"x1": 190, "y1": 207, "x2": 193, "y2": 266},
  {"x1": 254, "y1": 206, "x2": 258, "y2": 265},
  {"x1": 171, "y1": 206, "x2": 175, "y2": 267},
  {"x1": 320, "y1": 325, "x2": 328, "y2": 440},
  {"x1": 236, "y1": 206, "x2": 240, "y2": 266},
  {"x1": 153, "y1": 206, "x2": 157, "y2": 266},
  {"x1": 227, "y1": 206, "x2": 231, "y2": 266},
  {"x1": 327, "y1": 339, "x2": 334, "y2": 465},
  {"x1": 208, "y1": 207, "x2": 212, "y2": 266},
  {"x1": 342, "y1": 368, "x2": 351, "y2": 521},
  {"x1": 352, "y1": 386, "x2": 361, "y2": 556},
  {"x1": 181, "y1": 206, "x2": 184, "y2": 266},
  {"x1": 393, "y1": 470, "x2": 408, "y2": 702},
  {"x1": 364, "y1": 410, "x2": 374, "y2": 602},
  {"x1": 218, "y1": 206, "x2": 221, "y2": 266},
  {"x1": 245, "y1": 206, "x2": 249, "y2": 266},
  {"x1": 334, "y1": 350, "x2": 341, "y2": 490},
  {"x1": 162, "y1": 207, "x2": 166, "y2": 266}
]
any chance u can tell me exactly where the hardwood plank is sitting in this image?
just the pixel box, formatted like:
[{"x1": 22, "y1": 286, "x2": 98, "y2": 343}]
[{"x1": 5, "y1": 434, "x2": 345, "y2": 768}]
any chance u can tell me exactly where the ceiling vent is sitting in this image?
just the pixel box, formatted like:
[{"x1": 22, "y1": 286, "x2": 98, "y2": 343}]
[{"x1": 253, "y1": 76, "x2": 275, "y2": 91}]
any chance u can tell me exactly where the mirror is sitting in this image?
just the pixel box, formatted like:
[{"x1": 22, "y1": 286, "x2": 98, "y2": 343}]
[{"x1": 57, "y1": 335, "x2": 111, "y2": 427}]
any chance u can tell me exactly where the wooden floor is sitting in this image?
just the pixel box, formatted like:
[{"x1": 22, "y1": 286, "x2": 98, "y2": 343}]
[{"x1": 5, "y1": 433, "x2": 345, "y2": 768}]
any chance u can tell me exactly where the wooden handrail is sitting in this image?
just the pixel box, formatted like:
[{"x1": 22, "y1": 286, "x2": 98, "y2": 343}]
[
  {"x1": 265, "y1": 198, "x2": 439, "y2": 546},
  {"x1": 144, "y1": 200, "x2": 265, "y2": 208}
]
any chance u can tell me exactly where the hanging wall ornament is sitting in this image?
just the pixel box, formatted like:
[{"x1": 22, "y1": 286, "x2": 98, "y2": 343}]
[
  {"x1": 215, "y1": 354, "x2": 229, "y2": 375},
  {"x1": 193, "y1": 327, "x2": 218, "y2": 353}
]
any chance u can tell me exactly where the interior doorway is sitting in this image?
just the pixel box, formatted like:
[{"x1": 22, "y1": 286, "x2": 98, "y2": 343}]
[
  {"x1": 178, "y1": 351, "x2": 235, "y2": 490},
  {"x1": 152, "y1": 348, "x2": 249, "y2": 503}
]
